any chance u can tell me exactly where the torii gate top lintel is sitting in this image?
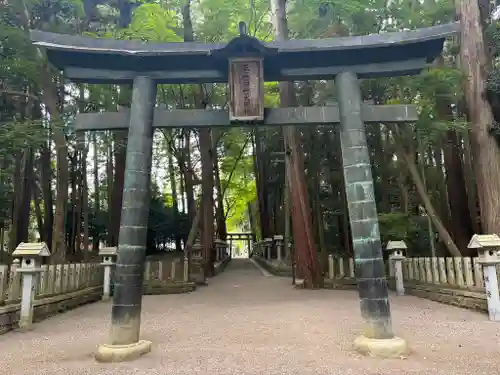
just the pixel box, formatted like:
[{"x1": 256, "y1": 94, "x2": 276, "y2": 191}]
[{"x1": 30, "y1": 22, "x2": 458, "y2": 85}]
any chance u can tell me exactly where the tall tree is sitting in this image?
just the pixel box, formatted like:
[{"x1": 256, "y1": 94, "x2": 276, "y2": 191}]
[
  {"x1": 270, "y1": 0, "x2": 322, "y2": 287},
  {"x1": 456, "y1": 0, "x2": 500, "y2": 234}
]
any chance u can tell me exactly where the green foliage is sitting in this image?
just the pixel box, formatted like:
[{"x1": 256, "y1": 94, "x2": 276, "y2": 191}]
[
  {"x1": 387, "y1": 0, "x2": 455, "y2": 30},
  {"x1": 264, "y1": 82, "x2": 280, "y2": 107},
  {"x1": 196, "y1": 0, "x2": 272, "y2": 41},
  {"x1": 0, "y1": 120, "x2": 47, "y2": 150},
  {"x1": 147, "y1": 194, "x2": 189, "y2": 252},
  {"x1": 392, "y1": 66, "x2": 469, "y2": 145},
  {"x1": 0, "y1": 14, "x2": 40, "y2": 90},
  {"x1": 86, "y1": 3, "x2": 181, "y2": 42},
  {"x1": 0, "y1": 53, "x2": 49, "y2": 225},
  {"x1": 88, "y1": 209, "x2": 108, "y2": 243},
  {"x1": 121, "y1": 4, "x2": 181, "y2": 42},
  {"x1": 379, "y1": 213, "x2": 434, "y2": 256},
  {"x1": 288, "y1": 0, "x2": 366, "y2": 38},
  {"x1": 378, "y1": 213, "x2": 416, "y2": 243},
  {"x1": 218, "y1": 129, "x2": 256, "y2": 231},
  {"x1": 416, "y1": 67, "x2": 464, "y2": 102},
  {"x1": 28, "y1": 0, "x2": 85, "y2": 33},
  {"x1": 487, "y1": 20, "x2": 500, "y2": 58},
  {"x1": 486, "y1": 54, "x2": 500, "y2": 97},
  {"x1": 83, "y1": 193, "x2": 189, "y2": 253}
]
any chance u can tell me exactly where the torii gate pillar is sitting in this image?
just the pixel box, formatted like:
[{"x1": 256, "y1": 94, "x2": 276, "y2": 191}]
[
  {"x1": 336, "y1": 71, "x2": 407, "y2": 357},
  {"x1": 95, "y1": 76, "x2": 155, "y2": 362}
]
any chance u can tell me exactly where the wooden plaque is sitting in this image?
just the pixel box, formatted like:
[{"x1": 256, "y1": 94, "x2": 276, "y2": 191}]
[{"x1": 229, "y1": 57, "x2": 264, "y2": 122}]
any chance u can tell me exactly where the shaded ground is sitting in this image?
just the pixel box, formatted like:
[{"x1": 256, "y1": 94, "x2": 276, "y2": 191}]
[{"x1": 0, "y1": 259, "x2": 498, "y2": 375}]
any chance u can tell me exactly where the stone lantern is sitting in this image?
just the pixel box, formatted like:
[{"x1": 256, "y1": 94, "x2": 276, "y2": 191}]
[
  {"x1": 263, "y1": 238, "x2": 273, "y2": 260},
  {"x1": 468, "y1": 234, "x2": 500, "y2": 321},
  {"x1": 385, "y1": 240, "x2": 407, "y2": 296},
  {"x1": 191, "y1": 242, "x2": 203, "y2": 260},
  {"x1": 215, "y1": 239, "x2": 225, "y2": 262},
  {"x1": 99, "y1": 246, "x2": 117, "y2": 301},
  {"x1": 250, "y1": 241, "x2": 258, "y2": 258},
  {"x1": 12, "y1": 242, "x2": 51, "y2": 330},
  {"x1": 191, "y1": 242, "x2": 205, "y2": 284},
  {"x1": 273, "y1": 235, "x2": 284, "y2": 262},
  {"x1": 256, "y1": 241, "x2": 263, "y2": 257}
]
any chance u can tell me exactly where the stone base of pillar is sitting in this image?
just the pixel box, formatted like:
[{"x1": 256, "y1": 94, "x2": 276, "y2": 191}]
[
  {"x1": 353, "y1": 336, "x2": 408, "y2": 358},
  {"x1": 94, "y1": 340, "x2": 152, "y2": 363}
]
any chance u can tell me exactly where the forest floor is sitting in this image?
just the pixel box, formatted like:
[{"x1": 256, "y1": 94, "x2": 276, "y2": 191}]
[{"x1": 0, "y1": 259, "x2": 498, "y2": 375}]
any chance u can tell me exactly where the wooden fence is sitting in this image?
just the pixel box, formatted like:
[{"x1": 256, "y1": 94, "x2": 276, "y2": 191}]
[
  {"x1": 0, "y1": 254, "x2": 224, "y2": 334},
  {"x1": 256, "y1": 255, "x2": 491, "y2": 312},
  {"x1": 0, "y1": 262, "x2": 102, "y2": 305},
  {"x1": 397, "y1": 256, "x2": 485, "y2": 289},
  {"x1": 144, "y1": 258, "x2": 185, "y2": 283},
  {"x1": 0, "y1": 262, "x2": 103, "y2": 334},
  {"x1": 258, "y1": 255, "x2": 490, "y2": 288}
]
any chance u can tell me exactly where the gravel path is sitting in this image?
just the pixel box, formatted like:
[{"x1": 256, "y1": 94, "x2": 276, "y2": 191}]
[{"x1": 0, "y1": 258, "x2": 498, "y2": 375}]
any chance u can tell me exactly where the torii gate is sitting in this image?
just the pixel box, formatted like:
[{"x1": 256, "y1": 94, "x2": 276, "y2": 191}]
[{"x1": 30, "y1": 21, "x2": 458, "y2": 362}]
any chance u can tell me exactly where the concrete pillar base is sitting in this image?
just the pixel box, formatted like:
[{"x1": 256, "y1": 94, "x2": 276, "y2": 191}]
[
  {"x1": 353, "y1": 335, "x2": 408, "y2": 358},
  {"x1": 94, "y1": 340, "x2": 152, "y2": 363}
]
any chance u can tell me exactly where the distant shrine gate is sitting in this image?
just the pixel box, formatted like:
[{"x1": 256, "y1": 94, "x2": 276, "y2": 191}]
[{"x1": 30, "y1": 22, "x2": 458, "y2": 362}]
